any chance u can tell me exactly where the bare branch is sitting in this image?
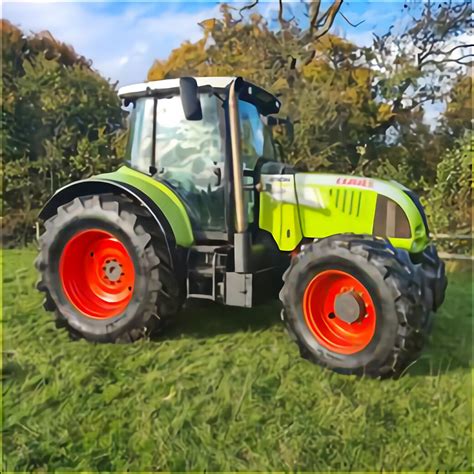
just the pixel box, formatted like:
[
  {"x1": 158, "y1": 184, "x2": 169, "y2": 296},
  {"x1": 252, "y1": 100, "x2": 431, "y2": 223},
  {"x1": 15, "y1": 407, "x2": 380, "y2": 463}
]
[
  {"x1": 313, "y1": 0, "x2": 343, "y2": 39},
  {"x1": 339, "y1": 10, "x2": 365, "y2": 28},
  {"x1": 238, "y1": 0, "x2": 260, "y2": 22},
  {"x1": 278, "y1": 0, "x2": 284, "y2": 25},
  {"x1": 422, "y1": 55, "x2": 474, "y2": 67},
  {"x1": 443, "y1": 43, "x2": 474, "y2": 56},
  {"x1": 309, "y1": 0, "x2": 322, "y2": 34},
  {"x1": 277, "y1": 0, "x2": 295, "y2": 27},
  {"x1": 419, "y1": 42, "x2": 473, "y2": 68}
]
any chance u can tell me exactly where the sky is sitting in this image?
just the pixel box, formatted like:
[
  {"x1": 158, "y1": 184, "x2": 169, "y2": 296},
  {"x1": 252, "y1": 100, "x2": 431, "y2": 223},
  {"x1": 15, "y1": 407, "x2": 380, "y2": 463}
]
[{"x1": 2, "y1": 1, "x2": 413, "y2": 86}]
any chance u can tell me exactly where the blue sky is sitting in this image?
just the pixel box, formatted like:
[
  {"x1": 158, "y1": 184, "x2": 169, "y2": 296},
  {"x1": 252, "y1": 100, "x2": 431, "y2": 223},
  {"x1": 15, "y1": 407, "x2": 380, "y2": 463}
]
[{"x1": 2, "y1": 1, "x2": 417, "y2": 85}]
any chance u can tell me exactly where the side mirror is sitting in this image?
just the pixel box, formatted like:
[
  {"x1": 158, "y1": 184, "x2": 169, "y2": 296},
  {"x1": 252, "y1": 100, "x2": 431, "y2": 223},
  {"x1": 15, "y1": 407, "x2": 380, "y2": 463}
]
[
  {"x1": 264, "y1": 115, "x2": 294, "y2": 144},
  {"x1": 179, "y1": 77, "x2": 202, "y2": 121}
]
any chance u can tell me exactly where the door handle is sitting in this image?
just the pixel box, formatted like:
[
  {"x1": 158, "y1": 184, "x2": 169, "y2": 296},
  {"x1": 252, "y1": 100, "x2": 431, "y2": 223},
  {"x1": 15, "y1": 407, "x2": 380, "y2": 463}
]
[{"x1": 213, "y1": 166, "x2": 222, "y2": 186}]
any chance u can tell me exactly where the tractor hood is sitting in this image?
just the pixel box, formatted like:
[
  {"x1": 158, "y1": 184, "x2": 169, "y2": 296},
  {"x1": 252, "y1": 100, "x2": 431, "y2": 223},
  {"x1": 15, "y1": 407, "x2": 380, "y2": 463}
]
[{"x1": 258, "y1": 172, "x2": 430, "y2": 254}]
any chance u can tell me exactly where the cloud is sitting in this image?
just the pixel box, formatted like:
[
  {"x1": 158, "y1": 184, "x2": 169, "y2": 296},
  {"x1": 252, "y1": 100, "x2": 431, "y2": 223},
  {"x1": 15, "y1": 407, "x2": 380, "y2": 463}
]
[{"x1": 2, "y1": 1, "x2": 221, "y2": 85}]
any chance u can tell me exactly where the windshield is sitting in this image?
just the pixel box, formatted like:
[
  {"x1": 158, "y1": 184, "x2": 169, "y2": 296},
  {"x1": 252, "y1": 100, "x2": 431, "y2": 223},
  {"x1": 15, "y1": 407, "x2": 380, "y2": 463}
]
[{"x1": 125, "y1": 95, "x2": 224, "y2": 177}]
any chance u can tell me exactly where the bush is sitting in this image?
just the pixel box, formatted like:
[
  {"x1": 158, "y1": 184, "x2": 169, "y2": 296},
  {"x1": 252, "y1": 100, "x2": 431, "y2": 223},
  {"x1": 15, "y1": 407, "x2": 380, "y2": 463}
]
[
  {"x1": 1, "y1": 20, "x2": 125, "y2": 245},
  {"x1": 423, "y1": 133, "x2": 472, "y2": 253}
]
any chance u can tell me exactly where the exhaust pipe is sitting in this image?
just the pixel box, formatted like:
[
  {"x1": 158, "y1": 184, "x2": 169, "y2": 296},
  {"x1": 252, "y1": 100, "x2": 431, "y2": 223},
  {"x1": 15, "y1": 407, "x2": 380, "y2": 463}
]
[{"x1": 228, "y1": 78, "x2": 250, "y2": 273}]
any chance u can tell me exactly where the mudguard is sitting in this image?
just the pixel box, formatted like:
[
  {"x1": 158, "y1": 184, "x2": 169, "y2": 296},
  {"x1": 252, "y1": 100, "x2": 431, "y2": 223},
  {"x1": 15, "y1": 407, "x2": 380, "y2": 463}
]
[{"x1": 39, "y1": 166, "x2": 195, "y2": 248}]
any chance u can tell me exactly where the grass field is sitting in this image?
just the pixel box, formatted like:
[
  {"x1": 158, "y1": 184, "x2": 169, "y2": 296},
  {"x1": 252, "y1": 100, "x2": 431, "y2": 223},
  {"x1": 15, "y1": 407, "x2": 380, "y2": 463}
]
[{"x1": 2, "y1": 248, "x2": 472, "y2": 471}]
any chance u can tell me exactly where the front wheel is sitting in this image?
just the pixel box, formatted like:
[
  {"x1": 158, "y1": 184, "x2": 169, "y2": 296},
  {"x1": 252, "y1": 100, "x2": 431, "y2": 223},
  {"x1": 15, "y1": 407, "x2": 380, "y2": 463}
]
[
  {"x1": 35, "y1": 194, "x2": 184, "y2": 342},
  {"x1": 280, "y1": 235, "x2": 432, "y2": 378}
]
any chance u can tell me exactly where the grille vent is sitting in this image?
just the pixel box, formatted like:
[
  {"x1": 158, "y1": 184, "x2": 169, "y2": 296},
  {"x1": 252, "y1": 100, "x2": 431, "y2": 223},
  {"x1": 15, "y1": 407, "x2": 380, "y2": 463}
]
[{"x1": 329, "y1": 188, "x2": 362, "y2": 217}]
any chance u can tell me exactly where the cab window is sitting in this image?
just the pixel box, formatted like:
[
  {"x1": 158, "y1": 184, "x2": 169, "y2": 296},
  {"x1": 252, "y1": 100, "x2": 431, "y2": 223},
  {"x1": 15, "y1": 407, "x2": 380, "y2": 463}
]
[
  {"x1": 155, "y1": 94, "x2": 224, "y2": 190},
  {"x1": 239, "y1": 100, "x2": 275, "y2": 170},
  {"x1": 126, "y1": 98, "x2": 154, "y2": 173}
]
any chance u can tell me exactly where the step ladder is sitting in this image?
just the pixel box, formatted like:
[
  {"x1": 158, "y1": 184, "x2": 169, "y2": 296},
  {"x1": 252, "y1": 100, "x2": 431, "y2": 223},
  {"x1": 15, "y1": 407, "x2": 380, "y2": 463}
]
[{"x1": 186, "y1": 245, "x2": 229, "y2": 301}]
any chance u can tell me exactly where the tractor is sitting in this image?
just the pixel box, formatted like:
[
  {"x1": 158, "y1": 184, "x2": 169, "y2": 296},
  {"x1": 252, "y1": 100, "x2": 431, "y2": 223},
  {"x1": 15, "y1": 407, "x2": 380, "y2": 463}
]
[{"x1": 36, "y1": 76, "x2": 447, "y2": 378}]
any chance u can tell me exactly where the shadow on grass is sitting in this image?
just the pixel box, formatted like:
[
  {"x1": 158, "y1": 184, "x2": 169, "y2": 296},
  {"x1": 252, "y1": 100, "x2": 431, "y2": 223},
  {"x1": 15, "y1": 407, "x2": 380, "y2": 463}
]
[
  {"x1": 407, "y1": 271, "x2": 472, "y2": 377},
  {"x1": 155, "y1": 299, "x2": 283, "y2": 341},
  {"x1": 406, "y1": 322, "x2": 472, "y2": 377},
  {"x1": 157, "y1": 287, "x2": 472, "y2": 378}
]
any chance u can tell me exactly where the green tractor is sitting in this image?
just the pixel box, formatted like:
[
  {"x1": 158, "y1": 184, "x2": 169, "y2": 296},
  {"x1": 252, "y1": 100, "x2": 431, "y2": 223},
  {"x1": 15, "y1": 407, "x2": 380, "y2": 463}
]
[{"x1": 36, "y1": 76, "x2": 447, "y2": 378}]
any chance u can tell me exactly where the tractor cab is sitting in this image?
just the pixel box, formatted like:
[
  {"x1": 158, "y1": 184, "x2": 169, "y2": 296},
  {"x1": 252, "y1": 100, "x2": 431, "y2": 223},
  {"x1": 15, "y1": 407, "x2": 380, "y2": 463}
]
[{"x1": 119, "y1": 77, "x2": 288, "y2": 242}]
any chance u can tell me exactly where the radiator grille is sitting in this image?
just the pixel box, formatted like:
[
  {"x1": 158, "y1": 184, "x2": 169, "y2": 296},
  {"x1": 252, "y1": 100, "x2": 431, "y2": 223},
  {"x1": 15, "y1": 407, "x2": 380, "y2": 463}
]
[{"x1": 330, "y1": 188, "x2": 362, "y2": 216}]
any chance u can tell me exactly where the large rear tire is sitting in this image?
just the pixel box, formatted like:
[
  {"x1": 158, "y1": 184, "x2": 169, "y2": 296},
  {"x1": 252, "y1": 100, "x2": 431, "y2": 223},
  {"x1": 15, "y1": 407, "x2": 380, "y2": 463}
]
[
  {"x1": 280, "y1": 235, "x2": 432, "y2": 378},
  {"x1": 35, "y1": 194, "x2": 184, "y2": 342}
]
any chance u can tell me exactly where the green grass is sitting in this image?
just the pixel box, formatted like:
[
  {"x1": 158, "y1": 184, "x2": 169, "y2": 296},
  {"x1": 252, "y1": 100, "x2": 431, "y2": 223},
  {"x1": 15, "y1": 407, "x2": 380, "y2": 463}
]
[{"x1": 2, "y1": 248, "x2": 472, "y2": 471}]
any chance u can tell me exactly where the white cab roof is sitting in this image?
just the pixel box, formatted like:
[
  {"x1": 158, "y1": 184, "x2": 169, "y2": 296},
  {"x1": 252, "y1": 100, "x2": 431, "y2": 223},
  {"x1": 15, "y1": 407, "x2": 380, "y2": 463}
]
[{"x1": 118, "y1": 76, "x2": 236, "y2": 98}]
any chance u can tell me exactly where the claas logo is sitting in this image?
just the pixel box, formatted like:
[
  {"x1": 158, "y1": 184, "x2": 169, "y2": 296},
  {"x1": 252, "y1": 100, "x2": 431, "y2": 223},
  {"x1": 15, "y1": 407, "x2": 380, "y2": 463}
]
[{"x1": 336, "y1": 177, "x2": 374, "y2": 188}]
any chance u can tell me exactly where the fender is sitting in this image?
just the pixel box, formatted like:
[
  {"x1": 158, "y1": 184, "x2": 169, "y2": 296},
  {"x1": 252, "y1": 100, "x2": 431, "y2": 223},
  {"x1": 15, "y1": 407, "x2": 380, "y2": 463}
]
[
  {"x1": 39, "y1": 176, "x2": 195, "y2": 269},
  {"x1": 40, "y1": 167, "x2": 194, "y2": 247}
]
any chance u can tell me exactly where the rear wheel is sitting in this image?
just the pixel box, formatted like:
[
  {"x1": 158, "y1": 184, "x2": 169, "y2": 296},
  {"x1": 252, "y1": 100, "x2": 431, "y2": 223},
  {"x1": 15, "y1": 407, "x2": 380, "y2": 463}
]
[
  {"x1": 35, "y1": 194, "x2": 184, "y2": 342},
  {"x1": 280, "y1": 235, "x2": 431, "y2": 378}
]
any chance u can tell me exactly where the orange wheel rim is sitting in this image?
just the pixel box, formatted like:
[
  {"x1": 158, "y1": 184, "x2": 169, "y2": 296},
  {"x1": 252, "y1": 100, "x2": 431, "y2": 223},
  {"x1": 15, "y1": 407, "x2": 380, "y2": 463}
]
[
  {"x1": 303, "y1": 270, "x2": 376, "y2": 354},
  {"x1": 59, "y1": 229, "x2": 135, "y2": 319}
]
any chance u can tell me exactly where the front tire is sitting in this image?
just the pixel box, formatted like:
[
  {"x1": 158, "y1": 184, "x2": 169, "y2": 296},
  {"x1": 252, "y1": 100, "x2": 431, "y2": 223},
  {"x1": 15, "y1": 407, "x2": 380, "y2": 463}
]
[
  {"x1": 415, "y1": 244, "x2": 447, "y2": 312},
  {"x1": 280, "y1": 235, "x2": 431, "y2": 378},
  {"x1": 35, "y1": 194, "x2": 184, "y2": 342}
]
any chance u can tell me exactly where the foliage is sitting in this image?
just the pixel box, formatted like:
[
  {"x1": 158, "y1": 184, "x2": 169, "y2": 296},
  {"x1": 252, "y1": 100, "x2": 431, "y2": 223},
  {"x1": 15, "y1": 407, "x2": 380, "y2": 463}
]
[
  {"x1": 441, "y1": 73, "x2": 473, "y2": 142},
  {"x1": 3, "y1": 248, "x2": 472, "y2": 471},
  {"x1": 1, "y1": 20, "x2": 126, "y2": 245},
  {"x1": 150, "y1": 8, "x2": 396, "y2": 172},
  {"x1": 1, "y1": 0, "x2": 472, "y2": 242},
  {"x1": 368, "y1": 0, "x2": 472, "y2": 124},
  {"x1": 148, "y1": 2, "x2": 471, "y2": 190},
  {"x1": 363, "y1": 0, "x2": 472, "y2": 180},
  {"x1": 424, "y1": 132, "x2": 472, "y2": 234}
]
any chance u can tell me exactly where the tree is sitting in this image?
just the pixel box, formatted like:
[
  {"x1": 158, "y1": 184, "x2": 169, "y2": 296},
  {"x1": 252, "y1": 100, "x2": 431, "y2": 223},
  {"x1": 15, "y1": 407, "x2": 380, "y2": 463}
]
[
  {"x1": 366, "y1": 1, "x2": 472, "y2": 136},
  {"x1": 442, "y1": 72, "x2": 472, "y2": 139},
  {"x1": 148, "y1": 6, "x2": 399, "y2": 172},
  {"x1": 148, "y1": 2, "x2": 471, "y2": 177},
  {"x1": 1, "y1": 20, "x2": 126, "y2": 245}
]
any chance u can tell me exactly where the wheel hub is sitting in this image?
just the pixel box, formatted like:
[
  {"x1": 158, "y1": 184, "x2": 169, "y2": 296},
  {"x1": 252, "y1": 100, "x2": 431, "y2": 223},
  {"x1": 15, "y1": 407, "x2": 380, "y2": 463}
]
[
  {"x1": 334, "y1": 290, "x2": 366, "y2": 324},
  {"x1": 103, "y1": 259, "x2": 123, "y2": 282}
]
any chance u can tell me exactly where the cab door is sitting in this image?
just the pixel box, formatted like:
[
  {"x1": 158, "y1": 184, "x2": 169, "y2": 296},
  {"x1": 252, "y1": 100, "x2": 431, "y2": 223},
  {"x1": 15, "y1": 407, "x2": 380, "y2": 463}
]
[
  {"x1": 154, "y1": 94, "x2": 227, "y2": 234},
  {"x1": 238, "y1": 100, "x2": 277, "y2": 226}
]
